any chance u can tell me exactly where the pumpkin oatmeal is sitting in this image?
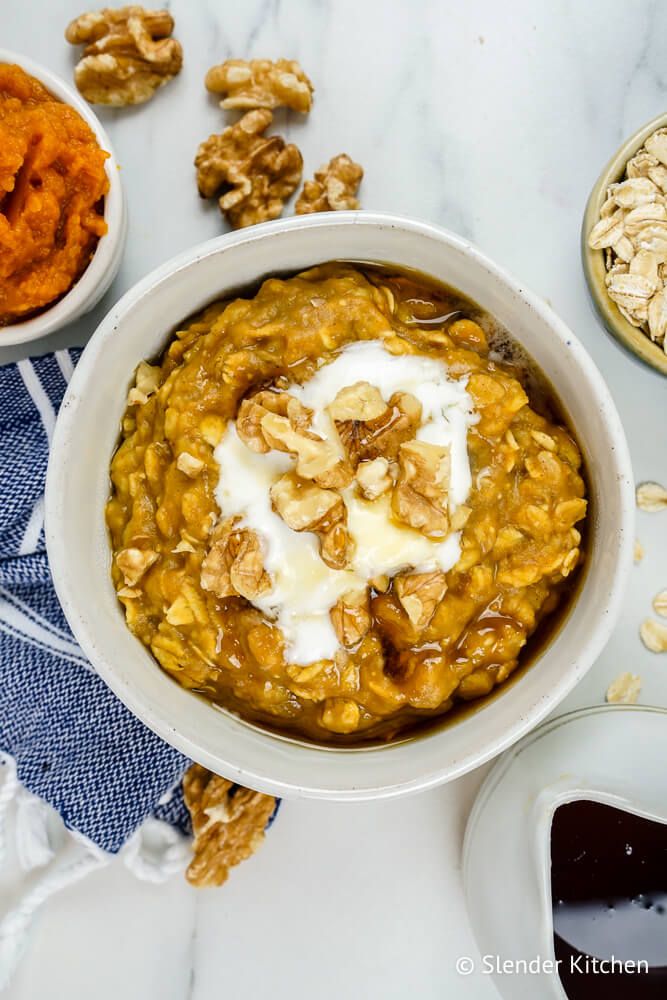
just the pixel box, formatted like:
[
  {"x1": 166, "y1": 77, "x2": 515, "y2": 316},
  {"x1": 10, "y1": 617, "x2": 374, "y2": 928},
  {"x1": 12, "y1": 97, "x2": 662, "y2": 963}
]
[
  {"x1": 0, "y1": 63, "x2": 108, "y2": 325},
  {"x1": 106, "y1": 264, "x2": 588, "y2": 742}
]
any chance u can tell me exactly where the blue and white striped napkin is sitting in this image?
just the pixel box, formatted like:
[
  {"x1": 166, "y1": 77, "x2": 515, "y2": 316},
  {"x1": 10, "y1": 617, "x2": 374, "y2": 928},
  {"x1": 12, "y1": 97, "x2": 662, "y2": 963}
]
[{"x1": 0, "y1": 350, "x2": 190, "y2": 853}]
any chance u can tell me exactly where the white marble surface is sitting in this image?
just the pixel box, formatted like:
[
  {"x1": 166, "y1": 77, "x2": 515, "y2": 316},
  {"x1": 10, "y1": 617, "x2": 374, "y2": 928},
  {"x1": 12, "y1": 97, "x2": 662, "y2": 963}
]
[{"x1": 3, "y1": 1, "x2": 667, "y2": 997}]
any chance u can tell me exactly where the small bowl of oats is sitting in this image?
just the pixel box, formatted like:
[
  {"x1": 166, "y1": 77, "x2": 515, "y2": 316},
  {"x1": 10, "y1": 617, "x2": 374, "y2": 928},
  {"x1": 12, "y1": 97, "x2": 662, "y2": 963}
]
[{"x1": 582, "y1": 111, "x2": 667, "y2": 376}]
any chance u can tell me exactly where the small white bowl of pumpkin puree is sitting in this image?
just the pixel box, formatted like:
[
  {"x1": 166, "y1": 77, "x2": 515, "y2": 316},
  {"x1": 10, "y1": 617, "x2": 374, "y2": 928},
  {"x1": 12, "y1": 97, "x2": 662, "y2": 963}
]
[{"x1": 0, "y1": 50, "x2": 126, "y2": 346}]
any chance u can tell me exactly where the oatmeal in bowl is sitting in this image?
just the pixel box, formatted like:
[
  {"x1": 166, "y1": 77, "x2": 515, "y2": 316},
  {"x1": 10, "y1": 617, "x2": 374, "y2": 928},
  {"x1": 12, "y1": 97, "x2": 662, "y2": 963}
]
[
  {"x1": 106, "y1": 263, "x2": 588, "y2": 743},
  {"x1": 46, "y1": 215, "x2": 632, "y2": 795}
]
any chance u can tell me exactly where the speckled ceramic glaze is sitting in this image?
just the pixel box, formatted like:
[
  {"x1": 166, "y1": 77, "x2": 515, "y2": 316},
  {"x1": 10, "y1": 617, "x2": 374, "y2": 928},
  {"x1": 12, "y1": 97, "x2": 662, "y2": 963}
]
[
  {"x1": 45, "y1": 213, "x2": 634, "y2": 799},
  {"x1": 582, "y1": 110, "x2": 667, "y2": 377}
]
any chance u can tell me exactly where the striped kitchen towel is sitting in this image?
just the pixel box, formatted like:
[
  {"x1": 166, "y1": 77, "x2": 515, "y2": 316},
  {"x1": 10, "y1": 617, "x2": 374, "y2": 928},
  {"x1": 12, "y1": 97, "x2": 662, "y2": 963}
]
[
  {"x1": 0, "y1": 348, "x2": 281, "y2": 986},
  {"x1": 0, "y1": 349, "x2": 190, "y2": 853}
]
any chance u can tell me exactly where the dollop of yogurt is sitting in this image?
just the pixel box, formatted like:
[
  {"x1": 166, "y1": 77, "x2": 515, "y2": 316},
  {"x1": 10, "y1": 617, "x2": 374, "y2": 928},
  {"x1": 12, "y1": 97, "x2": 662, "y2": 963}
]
[{"x1": 213, "y1": 340, "x2": 477, "y2": 664}]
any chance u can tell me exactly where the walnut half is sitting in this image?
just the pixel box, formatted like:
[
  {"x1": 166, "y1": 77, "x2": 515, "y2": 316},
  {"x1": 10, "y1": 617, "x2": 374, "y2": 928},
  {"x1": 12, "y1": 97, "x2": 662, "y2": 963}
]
[
  {"x1": 205, "y1": 58, "x2": 314, "y2": 113},
  {"x1": 236, "y1": 390, "x2": 312, "y2": 454},
  {"x1": 392, "y1": 440, "x2": 451, "y2": 538},
  {"x1": 270, "y1": 472, "x2": 352, "y2": 570},
  {"x1": 330, "y1": 588, "x2": 371, "y2": 646},
  {"x1": 394, "y1": 571, "x2": 447, "y2": 629},
  {"x1": 295, "y1": 154, "x2": 363, "y2": 214},
  {"x1": 65, "y1": 6, "x2": 183, "y2": 106},
  {"x1": 200, "y1": 517, "x2": 271, "y2": 601},
  {"x1": 195, "y1": 110, "x2": 303, "y2": 229},
  {"x1": 183, "y1": 764, "x2": 277, "y2": 888}
]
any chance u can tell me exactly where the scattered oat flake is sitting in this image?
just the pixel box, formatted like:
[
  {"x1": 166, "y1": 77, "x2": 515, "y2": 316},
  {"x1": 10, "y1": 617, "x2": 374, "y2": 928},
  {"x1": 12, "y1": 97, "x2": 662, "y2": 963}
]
[
  {"x1": 653, "y1": 589, "x2": 667, "y2": 617},
  {"x1": 636, "y1": 481, "x2": 667, "y2": 511},
  {"x1": 634, "y1": 538, "x2": 645, "y2": 563},
  {"x1": 640, "y1": 618, "x2": 667, "y2": 653},
  {"x1": 606, "y1": 672, "x2": 642, "y2": 704}
]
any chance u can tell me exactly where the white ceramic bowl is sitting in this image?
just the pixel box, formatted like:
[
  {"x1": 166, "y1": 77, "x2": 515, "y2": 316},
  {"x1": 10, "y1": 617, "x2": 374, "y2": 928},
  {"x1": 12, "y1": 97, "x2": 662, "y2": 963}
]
[
  {"x1": 45, "y1": 213, "x2": 634, "y2": 799},
  {"x1": 0, "y1": 50, "x2": 126, "y2": 346}
]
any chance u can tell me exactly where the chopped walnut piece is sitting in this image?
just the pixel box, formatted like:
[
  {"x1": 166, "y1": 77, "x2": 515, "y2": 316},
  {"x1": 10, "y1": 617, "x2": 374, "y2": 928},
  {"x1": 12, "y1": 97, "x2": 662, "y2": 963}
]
[
  {"x1": 127, "y1": 361, "x2": 161, "y2": 405},
  {"x1": 270, "y1": 473, "x2": 352, "y2": 569},
  {"x1": 320, "y1": 522, "x2": 351, "y2": 571},
  {"x1": 176, "y1": 452, "x2": 204, "y2": 477},
  {"x1": 295, "y1": 154, "x2": 363, "y2": 214},
  {"x1": 65, "y1": 6, "x2": 183, "y2": 106},
  {"x1": 330, "y1": 589, "x2": 371, "y2": 647},
  {"x1": 356, "y1": 457, "x2": 393, "y2": 500},
  {"x1": 200, "y1": 518, "x2": 271, "y2": 601},
  {"x1": 237, "y1": 390, "x2": 312, "y2": 453},
  {"x1": 328, "y1": 381, "x2": 386, "y2": 421},
  {"x1": 116, "y1": 547, "x2": 158, "y2": 586},
  {"x1": 205, "y1": 58, "x2": 313, "y2": 113},
  {"x1": 260, "y1": 412, "x2": 352, "y2": 489},
  {"x1": 334, "y1": 390, "x2": 422, "y2": 465},
  {"x1": 194, "y1": 109, "x2": 303, "y2": 229},
  {"x1": 392, "y1": 440, "x2": 451, "y2": 537},
  {"x1": 606, "y1": 672, "x2": 642, "y2": 704},
  {"x1": 183, "y1": 764, "x2": 276, "y2": 888},
  {"x1": 394, "y1": 571, "x2": 447, "y2": 628},
  {"x1": 135, "y1": 361, "x2": 160, "y2": 394},
  {"x1": 270, "y1": 473, "x2": 339, "y2": 530}
]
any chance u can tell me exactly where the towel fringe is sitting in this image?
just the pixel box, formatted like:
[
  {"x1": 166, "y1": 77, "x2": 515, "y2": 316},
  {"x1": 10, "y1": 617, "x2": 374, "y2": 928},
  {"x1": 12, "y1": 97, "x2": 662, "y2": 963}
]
[
  {"x1": 0, "y1": 755, "x2": 191, "y2": 988},
  {"x1": 0, "y1": 834, "x2": 108, "y2": 990}
]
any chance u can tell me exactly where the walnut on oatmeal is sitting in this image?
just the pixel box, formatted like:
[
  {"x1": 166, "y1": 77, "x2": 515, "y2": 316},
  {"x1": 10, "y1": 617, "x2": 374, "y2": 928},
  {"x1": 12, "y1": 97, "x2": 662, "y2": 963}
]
[
  {"x1": 392, "y1": 440, "x2": 451, "y2": 538},
  {"x1": 270, "y1": 472, "x2": 352, "y2": 569},
  {"x1": 65, "y1": 6, "x2": 183, "y2": 106},
  {"x1": 355, "y1": 457, "x2": 393, "y2": 500},
  {"x1": 115, "y1": 546, "x2": 158, "y2": 586},
  {"x1": 236, "y1": 390, "x2": 313, "y2": 453},
  {"x1": 200, "y1": 517, "x2": 271, "y2": 600},
  {"x1": 183, "y1": 764, "x2": 276, "y2": 888},
  {"x1": 205, "y1": 58, "x2": 313, "y2": 113},
  {"x1": 195, "y1": 109, "x2": 303, "y2": 229},
  {"x1": 295, "y1": 154, "x2": 363, "y2": 214},
  {"x1": 394, "y1": 571, "x2": 448, "y2": 629},
  {"x1": 330, "y1": 588, "x2": 371, "y2": 647},
  {"x1": 260, "y1": 411, "x2": 353, "y2": 489},
  {"x1": 333, "y1": 389, "x2": 422, "y2": 466}
]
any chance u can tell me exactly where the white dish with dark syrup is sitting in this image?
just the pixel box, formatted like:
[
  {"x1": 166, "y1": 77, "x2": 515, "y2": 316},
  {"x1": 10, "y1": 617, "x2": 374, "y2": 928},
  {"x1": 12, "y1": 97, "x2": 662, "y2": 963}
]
[{"x1": 464, "y1": 705, "x2": 667, "y2": 1000}]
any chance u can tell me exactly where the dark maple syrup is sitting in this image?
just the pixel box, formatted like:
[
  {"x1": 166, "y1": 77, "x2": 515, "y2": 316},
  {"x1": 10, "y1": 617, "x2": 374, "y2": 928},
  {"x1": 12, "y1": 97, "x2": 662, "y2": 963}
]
[{"x1": 551, "y1": 799, "x2": 667, "y2": 999}]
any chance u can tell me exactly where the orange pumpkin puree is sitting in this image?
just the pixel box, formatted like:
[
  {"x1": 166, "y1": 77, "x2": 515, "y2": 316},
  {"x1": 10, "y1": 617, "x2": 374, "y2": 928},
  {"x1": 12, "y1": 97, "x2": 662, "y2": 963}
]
[{"x1": 0, "y1": 63, "x2": 109, "y2": 325}]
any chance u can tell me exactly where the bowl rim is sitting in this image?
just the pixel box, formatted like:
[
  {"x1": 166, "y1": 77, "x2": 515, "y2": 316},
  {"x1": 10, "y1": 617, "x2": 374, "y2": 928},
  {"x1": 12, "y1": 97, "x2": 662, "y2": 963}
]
[
  {"x1": 0, "y1": 48, "x2": 127, "y2": 346},
  {"x1": 45, "y1": 211, "x2": 635, "y2": 798},
  {"x1": 581, "y1": 109, "x2": 667, "y2": 377}
]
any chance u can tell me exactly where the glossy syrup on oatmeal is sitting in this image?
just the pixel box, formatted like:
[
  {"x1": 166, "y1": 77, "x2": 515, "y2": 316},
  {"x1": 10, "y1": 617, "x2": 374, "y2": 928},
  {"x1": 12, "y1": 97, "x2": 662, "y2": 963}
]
[{"x1": 107, "y1": 262, "x2": 588, "y2": 745}]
